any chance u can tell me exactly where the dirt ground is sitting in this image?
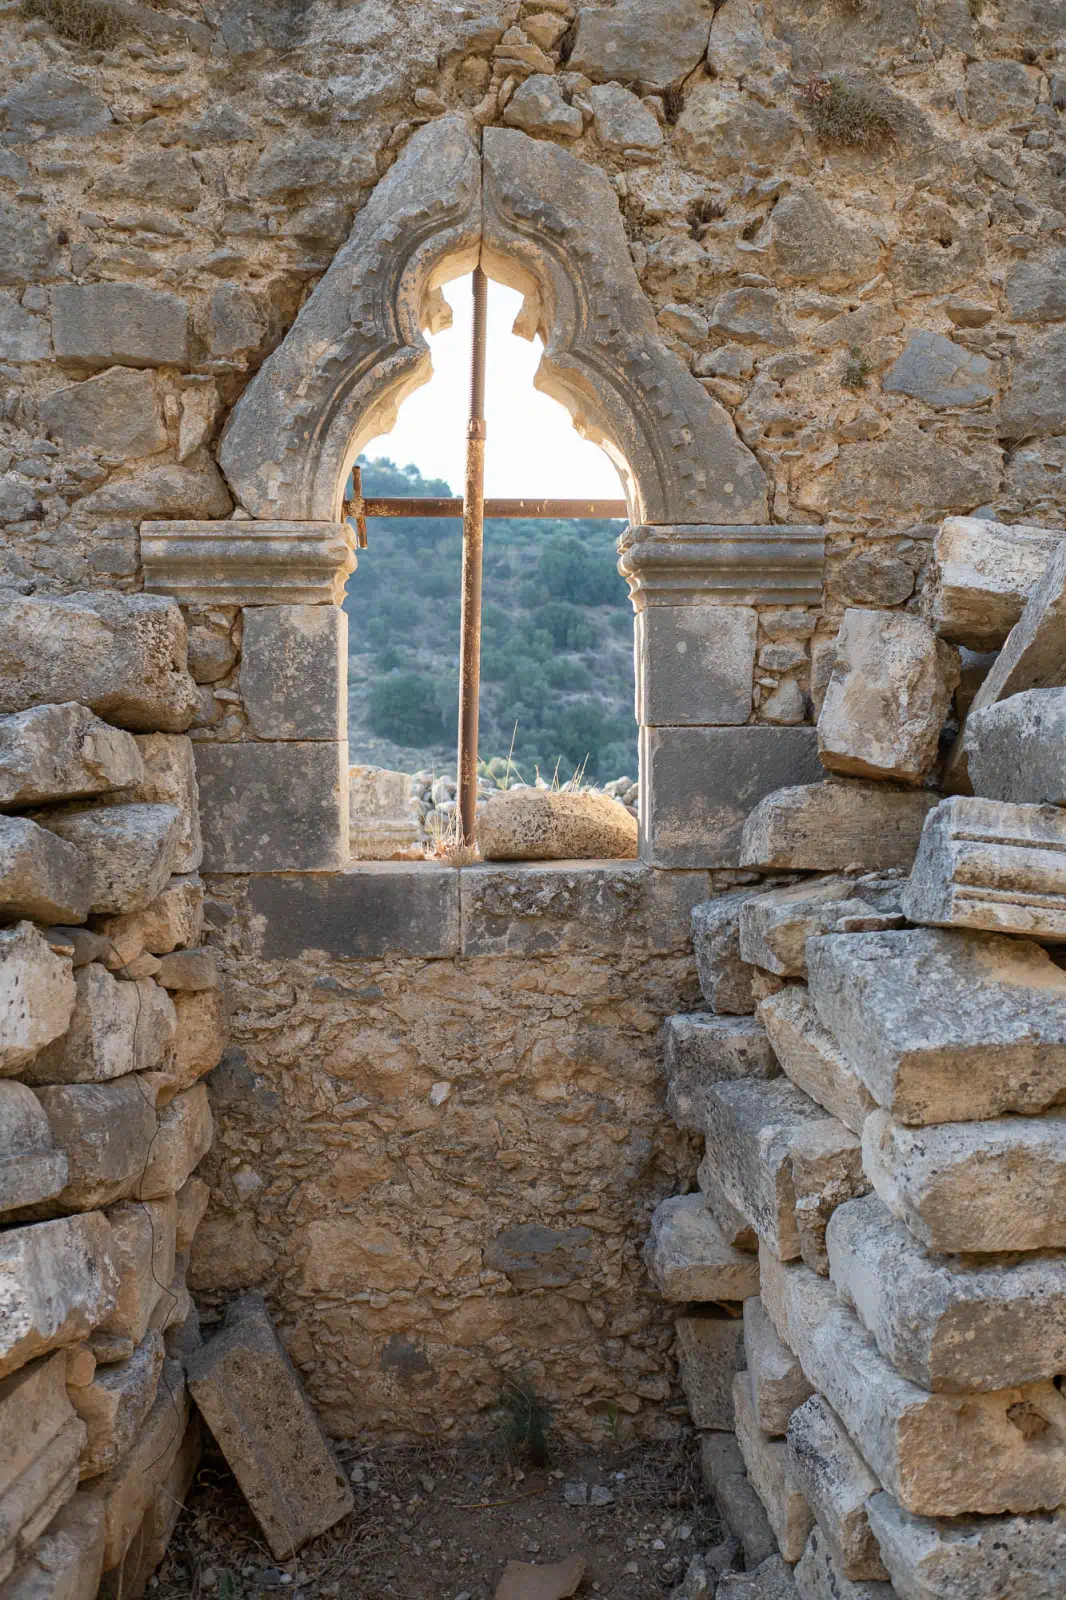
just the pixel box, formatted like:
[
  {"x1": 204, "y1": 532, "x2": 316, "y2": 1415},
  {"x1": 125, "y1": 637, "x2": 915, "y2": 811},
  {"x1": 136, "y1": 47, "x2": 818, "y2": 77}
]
[{"x1": 153, "y1": 1433, "x2": 722, "y2": 1600}]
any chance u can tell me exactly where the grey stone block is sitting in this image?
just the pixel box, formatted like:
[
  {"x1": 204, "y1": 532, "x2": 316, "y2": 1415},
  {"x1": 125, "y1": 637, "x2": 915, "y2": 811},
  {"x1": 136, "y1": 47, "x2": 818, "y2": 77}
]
[
  {"x1": 569, "y1": 0, "x2": 710, "y2": 92},
  {"x1": 692, "y1": 891, "x2": 761, "y2": 1014},
  {"x1": 700, "y1": 1432, "x2": 779, "y2": 1571},
  {"x1": 0, "y1": 922, "x2": 76, "y2": 1076},
  {"x1": 662, "y1": 1013, "x2": 779, "y2": 1133},
  {"x1": 675, "y1": 1310, "x2": 747, "y2": 1431},
  {"x1": 196, "y1": 742, "x2": 348, "y2": 872},
  {"x1": 0, "y1": 705, "x2": 142, "y2": 813},
  {"x1": 866, "y1": 1491, "x2": 1066, "y2": 1600},
  {"x1": 883, "y1": 330, "x2": 994, "y2": 409},
  {"x1": 968, "y1": 688, "x2": 1066, "y2": 806},
  {"x1": 1001, "y1": 325, "x2": 1066, "y2": 440},
  {"x1": 246, "y1": 865, "x2": 459, "y2": 960},
  {"x1": 787, "y1": 1397, "x2": 887, "y2": 1583},
  {"x1": 39, "y1": 368, "x2": 167, "y2": 461},
  {"x1": 740, "y1": 781, "x2": 938, "y2": 872},
  {"x1": 717, "y1": 1557, "x2": 799, "y2": 1599},
  {"x1": 744, "y1": 1297, "x2": 813, "y2": 1439},
  {"x1": 635, "y1": 606, "x2": 756, "y2": 726},
  {"x1": 734, "y1": 1369, "x2": 815, "y2": 1562},
  {"x1": 930, "y1": 516, "x2": 1064, "y2": 651},
  {"x1": 0, "y1": 1081, "x2": 68, "y2": 1217},
  {"x1": 738, "y1": 876, "x2": 875, "y2": 978},
  {"x1": 52, "y1": 285, "x2": 189, "y2": 370},
  {"x1": 0, "y1": 1215, "x2": 119, "y2": 1380},
  {"x1": 758, "y1": 987, "x2": 876, "y2": 1138},
  {"x1": 2, "y1": 69, "x2": 112, "y2": 140},
  {"x1": 0, "y1": 817, "x2": 91, "y2": 925},
  {"x1": 0, "y1": 202, "x2": 60, "y2": 287},
  {"x1": 30, "y1": 804, "x2": 183, "y2": 918},
  {"x1": 698, "y1": 1159, "x2": 760, "y2": 1254},
  {"x1": 239, "y1": 605, "x2": 347, "y2": 741},
  {"x1": 641, "y1": 726, "x2": 822, "y2": 867},
  {"x1": 793, "y1": 1527, "x2": 890, "y2": 1600},
  {"x1": 31, "y1": 1079, "x2": 158, "y2": 1214},
  {"x1": 644, "y1": 1194, "x2": 761, "y2": 1303}
]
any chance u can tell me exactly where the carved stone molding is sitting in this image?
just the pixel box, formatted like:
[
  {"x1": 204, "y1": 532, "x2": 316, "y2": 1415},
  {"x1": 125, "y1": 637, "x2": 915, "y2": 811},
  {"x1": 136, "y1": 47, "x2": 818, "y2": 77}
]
[
  {"x1": 141, "y1": 521, "x2": 356, "y2": 606},
  {"x1": 618, "y1": 525, "x2": 826, "y2": 609}
]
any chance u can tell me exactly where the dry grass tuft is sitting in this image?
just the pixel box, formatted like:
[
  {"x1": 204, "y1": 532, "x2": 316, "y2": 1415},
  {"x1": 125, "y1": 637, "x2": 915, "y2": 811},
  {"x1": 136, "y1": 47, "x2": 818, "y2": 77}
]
[
  {"x1": 20, "y1": 0, "x2": 123, "y2": 47},
  {"x1": 843, "y1": 345, "x2": 871, "y2": 390},
  {"x1": 800, "y1": 73, "x2": 899, "y2": 147}
]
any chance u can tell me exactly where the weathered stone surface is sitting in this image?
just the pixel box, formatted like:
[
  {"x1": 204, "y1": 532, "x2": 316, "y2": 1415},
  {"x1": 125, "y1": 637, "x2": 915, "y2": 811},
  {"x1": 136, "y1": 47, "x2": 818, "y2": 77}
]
[
  {"x1": 589, "y1": 82, "x2": 663, "y2": 152},
  {"x1": 138, "y1": 1084, "x2": 212, "y2": 1199},
  {"x1": 717, "y1": 1556, "x2": 799, "y2": 1599},
  {"x1": 92, "y1": 150, "x2": 202, "y2": 210},
  {"x1": 739, "y1": 878, "x2": 875, "y2": 978},
  {"x1": 740, "y1": 782, "x2": 938, "y2": 872},
  {"x1": 1, "y1": 70, "x2": 112, "y2": 140},
  {"x1": 692, "y1": 891, "x2": 761, "y2": 1014},
  {"x1": 765, "y1": 186, "x2": 880, "y2": 291},
  {"x1": 644, "y1": 1194, "x2": 761, "y2": 1302},
  {"x1": 195, "y1": 742, "x2": 349, "y2": 873},
  {"x1": 1006, "y1": 249, "x2": 1066, "y2": 323},
  {"x1": 484, "y1": 1224, "x2": 592, "y2": 1291},
  {"x1": 0, "y1": 202, "x2": 60, "y2": 287},
  {"x1": 675, "y1": 86, "x2": 796, "y2": 180},
  {"x1": 0, "y1": 1350, "x2": 86, "y2": 1581},
  {"x1": 744, "y1": 1296, "x2": 812, "y2": 1439},
  {"x1": 965, "y1": 58, "x2": 1041, "y2": 124},
  {"x1": 0, "y1": 1082, "x2": 67, "y2": 1217},
  {"x1": 866, "y1": 1492, "x2": 1066, "y2": 1600},
  {"x1": 95, "y1": 1198, "x2": 177, "y2": 1349},
  {"x1": 0, "y1": 705, "x2": 142, "y2": 813},
  {"x1": 0, "y1": 819, "x2": 90, "y2": 926},
  {"x1": 758, "y1": 987, "x2": 876, "y2": 1138},
  {"x1": 246, "y1": 865, "x2": 458, "y2": 960},
  {"x1": 38, "y1": 369, "x2": 167, "y2": 461},
  {"x1": 70, "y1": 1332, "x2": 164, "y2": 1481},
  {"x1": 348, "y1": 765, "x2": 420, "y2": 861},
  {"x1": 503, "y1": 74, "x2": 583, "y2": 138},
  {"x1": 788, "y1": 1120, "x2": 868, "y2": 1277},
  {"x1": 158, "y1": 950, "x2": 217, "y2": 993},
  {"x1": 30, "y1": 805, "x2": 182, "y2": 919},
  {"x1": 635, "y1": 606, "x2": 756, "y2": 727},
  {"x1": 702, "y1": 1431, "x2": 779, "y2": 1571},
  {"x1": 0, "y1": 923, "x2": 75, "y2": 1077},
  {"x1": 84, "y1": 1360, "x2": 190, "y2": 1574},
  {"x1": 710, "y1": 289, "x2": 794, "y2": 349},
  {"x1": 675, "y1": 1310, "x2": 747, "y2": 1430},
  {"x1": 187, "y1": 1291, "x2": 353, "y2": 1557},
  {"x1": 160, "y1": 989, "x2": 225, "y2": 1100},
  {"x1": 808, "y1": 425, "x2": 1002, "y2": 522},
  {"x1": 967, "y1": 688, "x2": 1066, "y2": 807},
  {"x1": 569, "y1": 0, "x2": 710, "y2": 90},
  {"x1": 2, "y1": 1493, "x2": 105, "y2": 1600},
  {"x1": 0, "y1": 297, "x2": 50, "y2": 364},
  {"x1": 698, "y1": 1157, "x2": 760, "y2": 1254},
  {"x1": 0, "y1": 593, "x2": 199, "y2": 734},
  {"x1": 929, "y1": 517, "x2": 1064, "y2": 651},
  {"x1": 127, "y1": 735, "x2": 202, "y2": 877},
  {"x1": 733, "y1": 1370, "x2": 814, "y2": 1562},
  {"x1": 901, "y1": 795, "x2": 1066, "y2": 941},
  {"x1": 52, "y1": 285, "x2": 189, "y2": 371},
  {"x1": 477, "y1": 788, "x2": 637, "y2": 862},
  {"x1": 1001, "y1": 327, "x2": 1066, "y2": 440},
  {"x1": 240, "y1": 605, "x2": 347, "y2": 741},
  {"x1": 0, "y1": 1215, "x2": 118, "y2": 1379},
  {"x1": 793, "y1": 1526, "x2": 891, "y2": 1600},
  {"x1": 818, "y1": 611, "x2": 959, "y2": 784},
  {"x1": 809, "y1": 928, "x2": 1066, "y2": 1126},
  {"x1": 883, "y1": 332, "x2": 994, "y2": 409},
  {"x1": 863, "y1": 1108, "x2": 1066, "y2": 1254},
  {"x1": 760, "y1": 1247, "x2": 1066, "y2": 1518},
  {"x1": 33, "y1": 1079, "x2": 157, "y2": 1214},
  {"x1": 662, "y1": 1013, "x2": 779, "y2": 1132},
  {"x1": 74, "y1": 453, "x2": 233, "y2": 522},
  {"x1": 787, "y1": 1396, "x2": 888, "y2": 1582},
  {"x1": 95, "y1": 1405, "x2": 201, "y2": 1600},
  {"x1": 23, "y1": 966, "x2": 175, "y2": 1086},
  {"x1": 98, "y1": 874, "x2": 203, "y2": 962}
]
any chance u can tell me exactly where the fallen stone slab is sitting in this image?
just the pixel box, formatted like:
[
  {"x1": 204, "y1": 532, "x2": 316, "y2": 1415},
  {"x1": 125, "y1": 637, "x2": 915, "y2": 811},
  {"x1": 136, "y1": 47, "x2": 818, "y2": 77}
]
[
  {"x1": 691, "y1": 892, "x2": 761, "y2": 1014},
  {"x1": 28, "y1": 803, "x2": 183, "y2": 918},
  {"x1": 701, "y1": 1431, "x2": 778, "y2": 1571},
  {"x1": 733, "y1": 1370, "x2": 814, "y2": 1562},
  {"x1": 863, "y1": 1108, "x2": 1066, "y2": 1253},
  {"x1": 187, "y1": 1291, "x2": 354, "y2": 1558},
  {"x1": 84, "y1": 1359, "x2": 191, "y2": 1576},
  {"x1": 0, "y1": 1215, "x2": 118, "y2": 1379},
  {"x1": 697, "y1": 1158, "x2": 760, "y2": 1253},
  {"x1": 817, "y1": 611, "x2": 959, "y2": 784},
  {"x1": 744, "y1": 1295, "x2": 812, "y2": 1438},
  {"x1": 0, "y1": 705, "x2": 142, "y2": 812},
  {"x1": 866, "y1": 1491, "x2": 1066, "y2": 1600},
  {"x1": 794, "y1": 1525, "x2": 893, "y2": 1600},
  {"x1": 0, "y1": 1081, "x2": 68, "y2": 1217},
  {"x1": 0, "y1": 817, "x2": 91, "y2": 925},
  {"x1": 0, "y1": 922, "x2": 76, "y2": 1077},
  {"x1": 740, "y1": 783, "x2": 938, "y2": 872},
  {"x1": 137, "y1": 1083, "x2": 211, "y2": 1199},
  {"x1": 675, "y1": 1310, "x2": 746, "y2": 1430},
  {"x1": 717, "y1": 1556, "x2": 799, "y2": 1599},
  {"x1": 32, "y1": 1078, "x2": 158, "y2": 1213},
  {"x1": 738, "y1": 877, "x2": 875, "y2": 977},
  {"x1": 23, "y1": 965, "x2": 175, "y2": 1086},
  {"x1": 0, "y1": 1350, "x2": 87, "y2": 1583},
  {"x1": 758, "y1": 987, "x2": 876, "y2": 1137},
  {"x1": 967, "y1": 687, "x2": 1066, "y2": 806},
  {"x1": 2, "y1": 1493, "x2": 105, "y2": 1600},
  {"x1": 477, "y1": 788, "x2": 637, "y2": 861},
  {"x1": 789, "y1": 1120, "x2": 868, "y2": 1276},
  {"x1": 70, "y1": 1332, "x2": 164, "y2": 1480},
  {"x1": 644, "y1": 1194, "x2": 760, "y2": 1302},
  {"x1": 662, "y1": 1013, "x2": 779, "y2": 1132},
  {"x1": 808, "y1": 928, "x2": 1066, "y2": 1125},
  {"x1": 828, "y1": 1192, "x2": 1066, "y2": 1393},
  {"x1": 760, "y1": 1246, "x2": 1066, "y2": 1518},
  {"x1": 787, "y1": 1395, "x2": 888, "y2": 1583},
  {"x1": 95, "y1": 1197, "x2": 177, "y2": 1350},
  {"x1": 928, "y1": 516, "x2": 1064, "y2": 651}
]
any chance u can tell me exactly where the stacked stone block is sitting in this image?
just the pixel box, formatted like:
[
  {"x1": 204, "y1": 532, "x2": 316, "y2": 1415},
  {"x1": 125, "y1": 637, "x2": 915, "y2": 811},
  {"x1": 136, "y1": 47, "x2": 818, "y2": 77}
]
[{"x1": 0, "y1": 593, "x2": 221, "y2": 1598}]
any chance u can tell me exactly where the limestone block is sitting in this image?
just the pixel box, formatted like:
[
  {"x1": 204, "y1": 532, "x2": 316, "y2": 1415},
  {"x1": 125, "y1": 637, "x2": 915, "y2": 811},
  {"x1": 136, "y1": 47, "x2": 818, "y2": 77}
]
[
  {"x1": 967, "y1": 688, "x2": 1066, "y2": 806},
  {"x1": 348, "y1": 766, "x2": 420, "y2": 860},
  {"x1": 790, "y1": 1121, "x2": 868, "y2": 1276},
  {"x1": 901, "y1": 795, "x2": 1066, "y2": 941},
  {"x1": 866, "y1": 1491, "x2": 1066, "y2": 1600},
  {"x1": 33, "y1": 1079, "x2": 157, "y2": 1213},
  {"x1": 187, "y1": 1292, "x2": 353, "y2": 1557},
  {"x1": 692, "y1": 891, "x2": 761, "y2": 1014},
  {"x1": 29, "y1": 804, "x2": 183, "y2": 919},
  {"x1": 0, "y1": 593, "x2": 199, "y2": 734},
  {"x1": 698, "y1": 1158, "x2": 760, "y2": 1253},
  {"x1": 0, "y1": 1352, "x2": 86, "y2": 1582},
  {"x1": 758, "y1": 987, "x2": 876, "y2": 1137},
  {"x1": 808, "y1": 928, "x2": 1066, "y2": 1126},
  {"x1": 84, "y1": 1359, "x2": 190, "y2": 1574},
  {"x1": 793, "y1": 1526, "x2": 893, "y2": 1600},
  {"x1": 95, "y1": 1198, "x2": 177, "y2": 1349},
  {"x1": 740, "y1": 782, "x2": 938, "y2": 872},
  {"x1": 589, "y1": 81, "x2": 664, "y2": 152},
  {"x1": 128, "y1": 735, "x2": 201, "y2": 874},
  {"x1": 94, "y1": 1410, "x2": 200, "y2": 1600},
  {"x1": 0, "y1": 819, "x2": 90, "y2": 925},
  {"x1": 164, "y1": 989, "x2": 225, "y2": 1098},
  {"x1": 156, "y1": 950, "x2": 217, "y2": 992},
  {"x1": 733, "y1": 1370, "x2": 815, "y2": 1562},
  {"x1": 718, "y1": 1557, "x2": 799, "y2": 1599},
  {"x1": 98, "y1": 873, "x2": 203, "y2": 961},
  {"x1": 1001, "y1": 326, "x2": 1066, "y2": 442},
  {"x1": 863, "y1": 1108, "x2": 1066, "y2": 1253},
  {"x1": 675, "y1": 86, "x2": 798, "y2": 184},
  {"x1": 503, "y1": 74, "x2": 583, "y2": 138},
  {"x1": 568, "y1": 0, "x2": 710, "y2": 90},
  {"x1": 644, "y1": 1194, "x2": 761, "y2": 1302},
  {"x1": 196, "y1": 742, "x2": 348, "y2": 872},
  {"x1": 0, "y1": 298, "x2": 50, "y2": 364},
  {"x1": 70, "y1": 1333, "x2": 164, "y2": 1481},
  {"x1": 0, "y1": 706, "x2": 142, "y2": 812},
  {"x1": 705, "y1": 1078, "x2": 839, "y2": 1260},
  {"x1": 0, "y1": 923, "x2": 76, "y2": 1077},
  {"x1": 662, "y1": 1013, "x2": 779, "y2": 1132},
  {"x1": 641, "y1": 726, "x2": 823, "y2": 868},
  {"x1": 477, "y1": 788, "x2": 637, "y2": 862},
  {"x1": 1, "y1": 1494, "x2": 105, "y2": 1600},
  {"x1": 38, "y1": 368, "x2": 166, "y2": 461},
  {"x1": 760, "y1": 1247, "x2": 1066, "y2": 1518},
  {"x1": 739, "y1": 877, "x2": 875, "y2": 977},
  {"x1": 175, "y1": 1176, "x2": 210, "y2": 1256},
  {"x1": 787, "y1": 1396, "x2": 888, "y2": 1582},
  {"x1": 817, "y1": 611, "x2": 959, "y2": 784},
  {"x1": 137, "y1": 1084, "x2": 211, "y2": 1200},
  {"x1": 764, "y1": 186, "x2": 880, "y2": 293},
  {"x1": 635, "y1": 606, "x2": 756, "y2": 727},
  {"x1": 0, "y1": 1216, "x2": 118, "y2": 1379},
  {"x1": 883, "y1": 331, "x2": 994, "y2": 409},
  {"x1": 675, "y1": 1309, "x2": 746, "y2": 1430},
  {"x1": 23, "y1": 966, "x2": 175, "y2": 1086},
  {"x1": 51, "y1": 284, "x2": 188, "y2": 371},
  {"x1": 247, "y1": 865, "x2": 458, "y2": 960},
  {"x1": 744, "y1": 1297, "x2": 813, "y2": 1439},
  {"x1": 929, "y1": 517, "x2": 1064, "y2": 651},
  {"x1": 0, "y1": 1082, "x2": 67, "y2": 1217},
  {"x1": 240, "y1": 605, "x2": 347, "y2": 741}
]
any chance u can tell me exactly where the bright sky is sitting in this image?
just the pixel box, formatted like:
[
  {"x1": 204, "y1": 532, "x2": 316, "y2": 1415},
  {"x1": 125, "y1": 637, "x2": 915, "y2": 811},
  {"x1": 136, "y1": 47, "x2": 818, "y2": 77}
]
[{"x1": 362, "y1": 273, "x2": 624, "y2": 499}]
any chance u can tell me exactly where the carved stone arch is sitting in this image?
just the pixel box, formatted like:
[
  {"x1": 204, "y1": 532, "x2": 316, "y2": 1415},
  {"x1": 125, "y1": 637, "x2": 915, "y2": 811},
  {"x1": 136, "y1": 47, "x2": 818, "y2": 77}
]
[{"x1": 218, "y1": 115, "x2": 767, "y2": 526}]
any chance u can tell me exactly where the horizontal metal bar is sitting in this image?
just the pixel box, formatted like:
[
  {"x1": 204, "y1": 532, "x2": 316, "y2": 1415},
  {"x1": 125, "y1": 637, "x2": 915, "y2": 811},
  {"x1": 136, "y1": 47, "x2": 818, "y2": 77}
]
[{"x1": 356, "y1": 497, "x2": 628, "y2": 520}]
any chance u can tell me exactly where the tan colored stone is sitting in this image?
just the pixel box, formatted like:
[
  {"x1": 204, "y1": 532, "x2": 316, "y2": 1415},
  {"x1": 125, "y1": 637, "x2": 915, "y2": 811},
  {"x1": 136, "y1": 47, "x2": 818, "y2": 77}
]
[
  {"x1": 789, "y1": 1120, "x2": 868, "y2": 1277},
  {"x1": 866, "y1": 1491, "x2": 1066, "y2": 1600},
  {"x1": 95, "y1": 1198, "x2": 177, "y2": 1348},
  {"x1": 138, "y1": 1084, "x2": 212, "y2": 1199},
  {"x1": 701, "y1": 1432, "x2": 778, "y2": 1571},
  {"x1": 930, "y1": 516, "x2": 1065, "y2": 651},
  {"x1": 794, "y1": 1526, "x2": 889, "y2": 1600},
  {"x1": 0, "y1": 819, "x2": 91, "y2": 927},
  {"x1": 0, "y1": 705, "x2": 142, "y2": 812},
  {"x1": 644, "y1": 1194, "x2": 761, "y2": 1302},
  {"x1": 733, "y1": 1370, "x2": 814, "y2": 1562},
  {"x1": 0, "y1": 1216, "x2": 118, "y2": 1380},
  {"x1": 675, "y1": 1310, "x2": 747, "y2": 1430},
  {"x1": 2, "y1": 1493, "x2": 105, "y2": 1600},
  {"x1": 97, "y1": 872, "x2": 203, "y2": 962},
  {"x1": 738, "y1": 878, "x2": 875, "y2": 978},
  {"x1": 28, "y1": 804, "x2": 183, "y2": 918},
  {"x1": 174, "y1": 1176, "x2": 210, "y2": 1255},
  {"x1": 33, "y1": 1078, "x2": 158, "y2": 1212},
  {"x1": 129, "y1": 734, "x2": 202, "y2": 874},
  {"x1": 22, "y1": 967, "x2": 175, "y2": 1086},
  {"x1": 95, "y1": 1411, "x2": 200, "y2": 1600},
  {"x1": 744, "y1": 1296, "x2": 813, "y2": 1439},
  {"x1": 494, "y1": 1554, "x2": 586, "y2": 1600},
  {"x1": 740, "y1": 782, "x2": 938, "y2": 872},
  {"x1": 663, "y1": 1013, "x2": 780, "y2": 1132},
  {"x1": 349, "y1": 765, "x2": 421, "y2": 860},
  {"x1": 83, "y1": 1360, "x2": 190, "y2": 1574},
  {"x1": 697, "y1": 1158, "x2": 760, "y2": 1253},
  {"x1": 787, "y1": 1396, "x2": 888, "y2": 1583},
  {"x1": 155, "y1": 949, "x2": 218, "y2": 992},
  {"x1": 0, "y1": 1081, "x2": 68, "y2": 1218},
  {"x1": 758, "y1": 987, "x2": 876, "y2": 1138},
  {"x1": 477, "y1": 788, "x2": 637, "y2": 861},
  {"x1": 0, "y1": 923, "x2": 75, "y2": 1078},
  {"x1": 0, "y1": 1351, "x2": 85, "y2": 1581},
  {"x1": 70, "y1": 1332, "x2": 164, "y2": 1480},
  {"x1": 171, "y1": 989, "x2": 226, "y2": 1084},
  {"x1": 188, "y1": 1212, "x2": 273, "y2": 1294}
]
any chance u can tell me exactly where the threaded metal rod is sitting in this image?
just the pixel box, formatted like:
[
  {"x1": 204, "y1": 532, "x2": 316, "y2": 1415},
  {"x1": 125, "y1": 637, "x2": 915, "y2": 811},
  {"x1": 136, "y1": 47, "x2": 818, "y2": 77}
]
[{"x1": 457, "y1": 266, "x2": 488, "y2": 848}]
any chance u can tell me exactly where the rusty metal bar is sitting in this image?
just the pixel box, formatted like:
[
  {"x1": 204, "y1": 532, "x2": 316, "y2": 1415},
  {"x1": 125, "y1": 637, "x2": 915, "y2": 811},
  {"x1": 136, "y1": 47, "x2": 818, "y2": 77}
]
[
  {"x1": 457, "y1": 265, "x2": 488, "y2": 847},
  {"x1": 357, "y1": 497, "x2": 628, "y2": 519}
]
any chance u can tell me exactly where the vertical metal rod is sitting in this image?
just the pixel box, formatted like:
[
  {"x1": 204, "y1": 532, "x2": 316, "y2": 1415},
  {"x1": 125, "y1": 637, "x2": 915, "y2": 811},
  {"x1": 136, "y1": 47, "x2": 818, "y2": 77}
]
[{"x1": 458, "y1": 265, "x2": 488, "y2": 846}]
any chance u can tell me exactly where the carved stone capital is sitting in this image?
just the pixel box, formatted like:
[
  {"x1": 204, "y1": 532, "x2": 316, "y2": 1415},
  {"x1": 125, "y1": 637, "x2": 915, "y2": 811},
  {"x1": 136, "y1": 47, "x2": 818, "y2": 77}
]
[
  {"x1": 141, "y1": 521, "x2": 356, "y2": 606},
  {"x1": 618, "y1": 525, "x2": 825, "y2": 609}
]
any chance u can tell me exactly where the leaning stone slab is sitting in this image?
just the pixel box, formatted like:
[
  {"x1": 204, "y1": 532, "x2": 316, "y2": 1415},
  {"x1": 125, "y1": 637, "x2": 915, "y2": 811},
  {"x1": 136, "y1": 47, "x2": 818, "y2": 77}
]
[
  {"x1": 0, "y1": 593, "x2": 198, "y2": 734},
  {"x1": 23, "y1": 966, "x2": 175, "y2": 1085},
  {"x1": 32, "y1": 1079, "x2": 158, "y2": 1213},
  {"x1": 70, "y1": 1332, "x2": 164, "y2": 1480},
  {"x1": 0, "y1": 705, "x2": 142, "y2": 812},
  {"x1": 644, "y1": 1194, "x2": 760, "y2": 1302},
  {"x1": 760, "y1": 1247, "x2": 1066, "y2": 1518},
  {"x1": 187, "y1": 1291, "x2": 354, "y2": 1558},
  {"x1": 967, "y1": 687, "x2": 1066, "y2": 806},
  {"x1": 2, "y1": 1493, "x2": 105, "y2": 1600},
  {"x1": 28, "y1": 804, "x2": 182, "y2": 918},
  {"x1": 0, "y1": 818, "x2": 90, "y2": 925},
  {"x1": 741, "y1": 783, "x2": 938, "y2": 872},
  {"x1": 738, "y1": 877, "x2": 874, "y2": 977},
  {"x1": 675, "y1": 1309, "x2": 747, "y2": 1430},
  {"x1": 0, "y1": 923, "x2": 76, "y2": 1077},
  {"x1": 929, "y1": 517, "x2": 1064, "y2": 650},
  {"x1": 866, "y1": 1491, "x2": 1066, "y2": 1600},
  {"x1": 0, "y1": 1082, "x2": 68, "y2": 1217},
  {"x1": 733, "y1": 1370, "x2": 814, "y2": 1562},
  {"x1": 863, "y1": 1108, "x2": 1066, "y2": 1253},
  {"x1": 787, "y1": 1395, "x2": 888, "y2": 1582},
  {"x1": 0, "y1": 1215, "x2": 118, "y2": 1379},
  {"x1": 794, "y1": 1526, "x2": 893, "y2": 1600},
  {"x1": 0, "y1": 1350, "x2": 86, "y2": 1583},
  {"x1": 901, "y1": 795, "x2": 1066, "y2": 941},
  {"x1": 692, "y1": 892, "x2": 761, "y2": 1014},
  {"x1": 808, "y1": 928, "x2": 1066, "y2": 1126},
  {"x1": 744, "y1": 1296, "x2": 813, "y2": 1438},
  {"x1": 477, "y1": 787, "x2": 637, "y2": 862},
  {"x1": 828, "y1": 1192, "x2": 1066, "y2": 1393},
  {"x1": 790, "y1": 1120, "x2": 868, "y2": 1276},
  {"x1": 758, "y1": 987, "x2": 876, "y2": 1137},
  {"x1": 663, "y1": 1014, "x2": 780, "y2": 1131},
  {"x1": 701, "y1": 1431, "x2": 778, "y2": 1571}
]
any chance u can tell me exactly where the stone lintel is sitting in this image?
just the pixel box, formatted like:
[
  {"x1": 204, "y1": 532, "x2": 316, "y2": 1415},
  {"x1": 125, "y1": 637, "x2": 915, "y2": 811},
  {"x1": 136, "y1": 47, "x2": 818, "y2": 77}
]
[
  {"x1": 244, "y1": 865, "x2": 460, "y2": 960},
  {"x1": 618, "y1": 525, "x2": 825, "y2": 610},
  {"x1": 141, "y1": 521, "x2": 356, "y2": 607}
]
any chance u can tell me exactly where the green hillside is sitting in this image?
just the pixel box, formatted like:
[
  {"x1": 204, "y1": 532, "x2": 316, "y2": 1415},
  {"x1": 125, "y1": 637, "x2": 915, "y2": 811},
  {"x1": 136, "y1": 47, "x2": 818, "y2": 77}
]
[{"x1": 343, "y1": 457, "x2": 638, "y2": 783}]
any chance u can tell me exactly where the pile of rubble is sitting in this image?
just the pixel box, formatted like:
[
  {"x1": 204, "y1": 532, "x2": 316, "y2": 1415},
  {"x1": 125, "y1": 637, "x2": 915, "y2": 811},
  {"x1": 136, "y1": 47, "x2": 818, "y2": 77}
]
[
  {"x1": 0, "y1": 592, "x2": 223, "y2": 1598},
  {"x1": 647, "y1": 516, "x2": 1066, "y2": 1598}
]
